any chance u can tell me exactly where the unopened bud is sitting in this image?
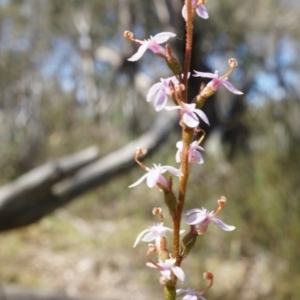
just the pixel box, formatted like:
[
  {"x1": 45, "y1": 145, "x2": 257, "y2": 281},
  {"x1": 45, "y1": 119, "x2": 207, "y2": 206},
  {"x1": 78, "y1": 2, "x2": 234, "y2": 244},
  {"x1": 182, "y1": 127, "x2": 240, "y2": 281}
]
[
  {"x1": 165, "y1": 43, "x2": 182, "y2": 75},
  {"x1": 158, "y1": 248, "x2": 170, "y2": 261},
  {"x1": 163, "y1": 188, "x2": 177, "y2": 217},
  {"x1": 181, "y1": 230, "x2": 198, "y2": 258}
]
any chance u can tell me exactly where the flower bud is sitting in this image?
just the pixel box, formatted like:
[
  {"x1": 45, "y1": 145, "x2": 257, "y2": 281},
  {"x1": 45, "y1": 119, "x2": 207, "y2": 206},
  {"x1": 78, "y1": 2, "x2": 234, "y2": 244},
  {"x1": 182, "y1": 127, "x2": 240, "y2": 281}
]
[
  {"x1": 180, "y1": 230, "x2": 198, "y2": 258},
  {"x1": 158, "y1": 248, "x2": 170, "y2": 262},
  {"x1": 165, "y1": 43, "x2": 182, "y2": 75},
  {"x1": 163, "y1": 188, "x2": 177, "y2": 217}
]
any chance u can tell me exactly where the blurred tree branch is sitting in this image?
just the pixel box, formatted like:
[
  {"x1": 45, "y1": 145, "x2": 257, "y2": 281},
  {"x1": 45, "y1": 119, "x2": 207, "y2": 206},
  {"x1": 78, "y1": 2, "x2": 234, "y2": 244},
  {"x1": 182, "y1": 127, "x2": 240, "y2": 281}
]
[{"x1": 0, "y1": 110, "x2": 177, "y2": 232}]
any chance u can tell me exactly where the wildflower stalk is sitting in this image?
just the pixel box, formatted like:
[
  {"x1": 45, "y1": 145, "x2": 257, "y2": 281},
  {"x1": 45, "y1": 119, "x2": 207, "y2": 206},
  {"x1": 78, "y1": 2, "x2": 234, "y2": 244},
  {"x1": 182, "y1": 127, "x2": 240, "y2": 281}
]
[{"x1": 126, "y1": 0, "x2": 240, "y2": 298}]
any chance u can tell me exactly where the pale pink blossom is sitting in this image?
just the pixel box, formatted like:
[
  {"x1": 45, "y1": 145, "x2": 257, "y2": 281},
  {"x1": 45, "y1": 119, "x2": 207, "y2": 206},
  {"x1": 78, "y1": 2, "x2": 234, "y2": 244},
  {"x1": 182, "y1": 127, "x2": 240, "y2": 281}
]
[
  {"x1": 128, "y1": 32, "x2": 176, "y2": 61},
  {"x1": 147, "y1": 74, "x2": 189, "y2": 111},
  {"x1": 164, "y1": 103, "x2": 209, "y2": 128},
  {"x1": 184, "y1": 208, "x2": 235, "y2": 234},
  {"x1": 128, "y1": 163, "x2": 182, "y2": 189},
  {"x1": 193, "y1": 70, "x2": 243, "y2": 95},
  {"x1": 133, "y1": 223, "x2": 172, "y2": 248},
  {"x1": 134, "y1": 223, "x2": 185, "y2": 248},
  {"x1": 176, "y1": 141, "x2": 204, "y2": 164},
  {"x1": 176, "y1": 289, "x2": 207, "y2": 300},
  {"x1": 182, "y1": 0, "x2": 209, "y2": 20},
  {"x1": 147, "y1": 258, "x2": 185, "y2": 282},
  {"x1": 147, "y1": 76, "x2": 178, "y2": 111}
]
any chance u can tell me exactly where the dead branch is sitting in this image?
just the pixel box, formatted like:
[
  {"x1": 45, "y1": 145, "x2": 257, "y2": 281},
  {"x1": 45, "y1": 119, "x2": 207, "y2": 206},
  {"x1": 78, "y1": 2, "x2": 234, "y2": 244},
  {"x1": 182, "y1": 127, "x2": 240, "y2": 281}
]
[{"x1": 0, "y1": 110, "x2": 178, "y2": 232}]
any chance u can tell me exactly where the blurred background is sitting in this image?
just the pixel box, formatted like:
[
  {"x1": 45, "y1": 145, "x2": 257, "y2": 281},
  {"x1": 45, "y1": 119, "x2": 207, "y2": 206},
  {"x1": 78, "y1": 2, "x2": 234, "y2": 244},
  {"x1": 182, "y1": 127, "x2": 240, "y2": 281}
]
[{"x1": 0, "y1": 0, "x2": 300, "y2": 299}]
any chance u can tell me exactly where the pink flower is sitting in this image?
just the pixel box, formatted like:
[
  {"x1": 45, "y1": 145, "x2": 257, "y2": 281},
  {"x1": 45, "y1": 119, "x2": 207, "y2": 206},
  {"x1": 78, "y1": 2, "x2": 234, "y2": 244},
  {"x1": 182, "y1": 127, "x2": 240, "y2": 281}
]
[
  {"x1": 133, "y1": 223, "x2": 173, "y2": 248},
  {"x1": 182, "y1": 0, "x2": 209, "y2": 20},
  {"x1": 193, "y1": 70, "x2": 243, "y2": 95},
  {"x1": 164, "y1": 103, "x2": 209, "y2": 128},
  {"x1": 128, "y1": 163, "x2": 182, "y2": 189},
  {"x1": 176, "y1": 141, "x2": 204, "y2": 164},
  {"x1": 134, "y1": 223, "x2": 185, "y2": 248},
  {"x1": 184, "y1": 208, "x2": 235, "y2": 235},
  {"x1": 147, "y1": 76, "x2": 177, "y2": 111},
  {"x1": 176, "y1": 289, "x2": 207, "y2": 300},
  {"x1": 128, "y1": 32, "x2": 176, "y2": 61},
  {"x1": 147, "y1": 258, "x2": 185, "y2": 282},
  {"x1": 147, "y1": 73, "x2": 190, "y2": 111}
]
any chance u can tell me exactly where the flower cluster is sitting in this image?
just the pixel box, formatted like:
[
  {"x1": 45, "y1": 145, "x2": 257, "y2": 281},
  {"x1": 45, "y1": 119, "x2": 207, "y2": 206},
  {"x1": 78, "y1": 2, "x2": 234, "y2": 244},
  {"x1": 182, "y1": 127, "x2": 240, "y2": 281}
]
[{"x1": 125, "y1": 1, "x2": 242, "y2": 299}]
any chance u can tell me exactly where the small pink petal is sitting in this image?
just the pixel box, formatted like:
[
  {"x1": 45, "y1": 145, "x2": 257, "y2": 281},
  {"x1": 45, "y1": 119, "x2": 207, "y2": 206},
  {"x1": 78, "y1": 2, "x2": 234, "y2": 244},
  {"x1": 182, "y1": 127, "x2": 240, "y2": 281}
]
[
  {"x1": 153, "y1": 32, "x2": 176, "y2": 44},
  {"x1": 128, "y1": 173, "x2": 148, "y2": 188},
  {"x1": 128, "y1": 42, "x2": 149, "y2": 61},
  {"x1": 133, "y1": 228, "x2": 150, "y2": 247},
  {"x1": 196, "y1": 5, "x2": 209, "y2": 19},
  {"x1": 193, "y1": 70, "x2": 216, "y2": 78},
  {"x1": 147, "y1": 82, "x2": 161, "y2": 102},
  {"x1": 164, "y1": 165, "x2": 183, "y2": 176},
  {"x1": 154, "y1": 89, "x2": 168, "y2": 111},
  {"x1": 146, "y1": 169, "x2": 161, "y2": 188},
  {"x1": 221, "y1": 80, "x2": 243, "y2": 95},
  {"x1": 212, "y1": 218, "x2": 236, "y2": 231},
  {"x1": 164, "y1": 105, "x2": 181, "y2": 111},
  {"x1": 182, "y1": 111, "x2": 199, "y2": 128},
  {"x1": 172, "y1": 266, "x2": 185, "y2": 282},
  {"x1": 193, "y1": 109, "x2": 210, "y2": 125}
]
